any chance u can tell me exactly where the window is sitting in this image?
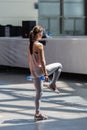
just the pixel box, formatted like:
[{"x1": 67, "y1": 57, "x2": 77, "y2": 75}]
[{"x1": 38, "y1": 0, "x2": 84, "y2": 36}]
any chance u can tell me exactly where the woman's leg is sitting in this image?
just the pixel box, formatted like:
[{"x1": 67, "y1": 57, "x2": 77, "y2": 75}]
[
  {"x1": 46, "y1": 63, "x2": 62, "y2": 90},
  {"x1": 33, "y1": 78, "x2": 43, "y2": 115}
]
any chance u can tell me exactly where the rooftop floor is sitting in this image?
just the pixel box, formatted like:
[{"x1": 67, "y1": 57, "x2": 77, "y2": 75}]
[{"x1": 0, "y1": 68, "x2": 87, "y2": 130}]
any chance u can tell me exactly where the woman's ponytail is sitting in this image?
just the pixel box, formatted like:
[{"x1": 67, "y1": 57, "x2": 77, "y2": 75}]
[
  {"x1": 29, "y1": 31, "x2": 34, "y2": 55},
  {"x1": 29, "y1": 25, "x2": 43, "y2": 55}
]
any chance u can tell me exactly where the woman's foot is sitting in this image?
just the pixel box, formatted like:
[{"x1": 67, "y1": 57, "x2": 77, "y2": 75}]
[
  {"x1": 34, "y1": 113, "x2": 48, "y2": 121},
  {"x1": 48, "y1": 83, "x2": 59, "y2": 93}
]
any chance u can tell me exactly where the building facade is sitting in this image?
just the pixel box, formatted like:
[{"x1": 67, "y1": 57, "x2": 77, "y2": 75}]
[
  {"x1": 0, "y1": 0, "x2": 86, "y2": 36},
  {"x1": 0, "y1": 0, "x2": 38, "y2": 26},
  {"x1": 38, "y1": 0, "x2": 85, "y2": 36}
]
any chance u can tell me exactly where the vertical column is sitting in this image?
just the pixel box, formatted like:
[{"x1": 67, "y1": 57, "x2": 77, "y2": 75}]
[
  {"x1": 60, "y1": 0, "x2": 64, "y2": 34},
  {"x1": 84, "y1": 0, "x2": 87, "y2": 35}
]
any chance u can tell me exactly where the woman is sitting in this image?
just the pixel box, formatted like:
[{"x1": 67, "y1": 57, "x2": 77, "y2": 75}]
[{"x1": 27, "y1": 25, "x2": 62, "y2": 121}]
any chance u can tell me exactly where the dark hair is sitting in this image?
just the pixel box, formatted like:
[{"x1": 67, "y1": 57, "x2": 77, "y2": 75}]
[{"x1": 29, "y1": 25, "x2": 43, "y2": 55}]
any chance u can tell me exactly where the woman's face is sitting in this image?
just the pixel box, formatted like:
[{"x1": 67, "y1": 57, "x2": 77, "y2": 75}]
[{"x1": 37, "y1": 31, "x2": 43, "y2": 40}]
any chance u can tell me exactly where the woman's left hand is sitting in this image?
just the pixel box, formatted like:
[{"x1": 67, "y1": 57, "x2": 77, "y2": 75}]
[{"x1": 44, "y1": 75, "x2": 49, "y2": 82}]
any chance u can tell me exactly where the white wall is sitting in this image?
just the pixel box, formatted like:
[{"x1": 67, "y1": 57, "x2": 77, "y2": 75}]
[
  {"x1": 45, "y1": 37, "x2": 87, "y2": 74},
  {"x1": 0, "y1": 0, "x2": 38, "y2": 26}
]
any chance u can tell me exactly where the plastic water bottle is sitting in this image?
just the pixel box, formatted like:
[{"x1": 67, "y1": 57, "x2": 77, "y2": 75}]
[{"x1": 27, "y1": 75, "x2": 50, "y2": 82}]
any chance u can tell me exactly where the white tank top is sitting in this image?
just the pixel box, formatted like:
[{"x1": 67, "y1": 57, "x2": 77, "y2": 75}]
[
  {"x1": 28, "y1": 43, "x2": 46, "y2": 76},
  {"x1": 28, "y1": 49, "x2": 41, "y2": 70},
  {"x1": 28, "y1": 43, "x2": 46, "y2": 77}
]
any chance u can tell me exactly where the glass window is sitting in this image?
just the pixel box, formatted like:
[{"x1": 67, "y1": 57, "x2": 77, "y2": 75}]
[
  {"x1": 39, "y1": 3, "x2": 60, "y2": 16},
  {"x1": 38, "y1": 0, "x2": 85, "y2": 36},
  {"x1": 64, "y1": 3, "x2": 84, "y2": 17},
  {"x1": 64, "y1": 0, "x2": 83, "y2": 2},
  {"x1": 64, "y1": 0, "x2": 84, "y2": 35},
  {"x1": 39, "y1": 0, "x2": 60, "y2": 2}
]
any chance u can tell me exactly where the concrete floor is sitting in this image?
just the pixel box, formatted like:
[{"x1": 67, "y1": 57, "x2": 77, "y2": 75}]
[{"x1": 0, "y1": 70, "x2": 87, "y2": 130}]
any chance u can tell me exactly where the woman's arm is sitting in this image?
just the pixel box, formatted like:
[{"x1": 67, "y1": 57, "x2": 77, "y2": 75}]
[
  {"x1": 38, "y1": 43, "x2": 48, "y2": 77},
  {"x1": 27, "y1": 45, "x2": 30, "y2": 68}
]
